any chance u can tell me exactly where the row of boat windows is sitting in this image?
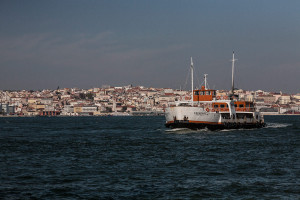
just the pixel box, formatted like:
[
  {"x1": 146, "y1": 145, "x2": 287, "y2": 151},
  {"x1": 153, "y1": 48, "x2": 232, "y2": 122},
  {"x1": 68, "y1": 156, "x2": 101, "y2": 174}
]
[
  {"x1": 214, "y1": 104, "x2": 228, "y2": 108},
  {"x1": 213, "y1": 104, "x2": 253, "y2": 108},
  {"x1": 194, "y1": 91, "x2": 216, "y2": 96}
]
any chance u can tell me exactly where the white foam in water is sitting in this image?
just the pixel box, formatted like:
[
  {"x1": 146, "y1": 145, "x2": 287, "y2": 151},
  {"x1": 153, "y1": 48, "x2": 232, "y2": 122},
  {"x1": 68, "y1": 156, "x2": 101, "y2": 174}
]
[
  {"x1": 165, "y1": 128, "x2": 210, "y2": 134},
  {"x1": 165, "y1": 128, "x2": 190, "y2": 133},
  {"x1": 220, "y1": 129, "x2": 233, "y2": 132},
  {"x1": 265, "y1": 123, "x2": 291, "y2": 128}
]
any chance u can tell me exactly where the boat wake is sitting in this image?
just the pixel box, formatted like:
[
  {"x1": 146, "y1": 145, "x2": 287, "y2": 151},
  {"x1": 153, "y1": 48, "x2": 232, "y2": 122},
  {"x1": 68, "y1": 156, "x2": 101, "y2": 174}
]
[
  {"x1": 265, "y1": 123, "x2": 291, "y2": 129},
  {"x1": 165, "y1": 128, "x2": 210, "y2": 134}
]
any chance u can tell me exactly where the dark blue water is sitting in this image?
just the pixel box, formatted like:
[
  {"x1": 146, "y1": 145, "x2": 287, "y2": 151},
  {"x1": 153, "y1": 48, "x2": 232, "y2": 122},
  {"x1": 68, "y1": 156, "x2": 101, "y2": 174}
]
[{"x1": 1, "y1": 116, "x2": 299, "y2": 199}]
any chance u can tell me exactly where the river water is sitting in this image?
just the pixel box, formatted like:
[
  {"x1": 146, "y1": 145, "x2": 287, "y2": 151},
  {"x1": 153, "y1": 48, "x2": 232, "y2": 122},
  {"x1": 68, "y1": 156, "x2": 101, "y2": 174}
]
[{"x1": 0, "y1": 115, "x2": 299, "y2": 199}]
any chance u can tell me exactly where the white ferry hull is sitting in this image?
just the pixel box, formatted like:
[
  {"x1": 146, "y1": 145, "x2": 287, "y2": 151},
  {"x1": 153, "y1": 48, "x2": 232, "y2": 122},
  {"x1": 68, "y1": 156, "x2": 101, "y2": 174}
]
[{"x1": 165, "y1": 106, "x2": 265, "y2": 130}]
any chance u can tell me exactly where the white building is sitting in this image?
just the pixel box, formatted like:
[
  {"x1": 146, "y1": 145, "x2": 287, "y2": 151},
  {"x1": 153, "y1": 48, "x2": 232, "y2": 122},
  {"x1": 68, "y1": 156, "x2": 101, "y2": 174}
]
[
  {"x1": 82, "y1": 106, "x2": 98, "y2": 113},
  {"x1": 278, "y1": 95, "x2": 291, "y2": 105}
]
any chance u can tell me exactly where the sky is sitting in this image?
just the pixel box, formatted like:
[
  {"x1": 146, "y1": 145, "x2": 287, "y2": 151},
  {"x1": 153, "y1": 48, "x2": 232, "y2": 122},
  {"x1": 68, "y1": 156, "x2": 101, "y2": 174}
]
[{"x1": 0, "y1": 0, "x2": 299, "y2": 93}]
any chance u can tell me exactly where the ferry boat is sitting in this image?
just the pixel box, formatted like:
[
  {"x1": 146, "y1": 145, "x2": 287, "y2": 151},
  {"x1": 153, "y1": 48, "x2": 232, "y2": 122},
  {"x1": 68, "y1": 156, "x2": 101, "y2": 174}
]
[{"x1": 165, "y1": 52, "x2": 266, "y2": 130}]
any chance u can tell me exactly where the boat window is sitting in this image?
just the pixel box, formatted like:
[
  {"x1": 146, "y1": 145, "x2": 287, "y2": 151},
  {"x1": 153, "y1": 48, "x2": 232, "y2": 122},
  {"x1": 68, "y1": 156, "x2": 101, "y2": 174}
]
[
  {"x1": 207, "y1": 91, "x2": 211, "y2": 95},
  {"x1": 214, "y1": 104, "x2": 219, "y2": 108},
  {"x1": 234, "y1": 104, "x2": 237, "y2": 107},
  {"x1": 220, "y1": 104, "x2": 225, "y2": 108},
  {"x1": 200, "y1": 91, "x2": 205, "y2": 95},
  {"x1": 239, "y1": 104, "x2": 244, "y2": 108},
  {"x1": 213, "y1": 91, "x2": 216, "y2": 96},
  {"x1": 194, "y1": 91, "x2": 199, "y2": 95}
]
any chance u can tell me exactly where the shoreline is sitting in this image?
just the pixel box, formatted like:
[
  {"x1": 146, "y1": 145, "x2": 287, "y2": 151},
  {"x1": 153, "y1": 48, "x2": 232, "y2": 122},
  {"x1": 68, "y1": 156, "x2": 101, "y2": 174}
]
[{"x1": 1, "y1": 113, "x2": 300, "y2": 118}]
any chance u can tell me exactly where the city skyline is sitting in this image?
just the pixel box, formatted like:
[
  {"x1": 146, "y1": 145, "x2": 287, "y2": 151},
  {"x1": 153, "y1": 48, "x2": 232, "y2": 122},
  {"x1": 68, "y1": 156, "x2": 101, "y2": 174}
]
[
  {"x1": 1, "y1": 83, "x2": 300, "y2": 117},
  {"x1": 1, "y1": 0, "x2": 300, "y2": 93}
]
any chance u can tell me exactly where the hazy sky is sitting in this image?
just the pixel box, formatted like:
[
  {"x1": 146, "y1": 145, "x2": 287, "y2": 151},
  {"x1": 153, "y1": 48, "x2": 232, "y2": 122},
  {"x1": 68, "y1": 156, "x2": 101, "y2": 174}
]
[{"x1": 0, "y1": 0, "x2": 299, "y2": 93}]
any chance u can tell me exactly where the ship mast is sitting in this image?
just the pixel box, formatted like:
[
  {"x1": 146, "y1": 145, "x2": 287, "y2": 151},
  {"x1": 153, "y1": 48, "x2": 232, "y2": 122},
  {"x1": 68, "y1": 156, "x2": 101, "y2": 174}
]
[
  {"x1": 231, "y1": 51, "x2": 237, "y2": 95},
  {"x1": 191, "y1": 57, "x2": 194, "y2": 105},
  {"x1": 204, "y1": 74, "x2": 208, "y2": 89}
]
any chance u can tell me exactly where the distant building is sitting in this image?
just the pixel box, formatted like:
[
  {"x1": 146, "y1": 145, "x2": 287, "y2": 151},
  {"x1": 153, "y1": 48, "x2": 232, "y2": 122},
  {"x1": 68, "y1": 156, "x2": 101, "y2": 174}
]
[
  {"x1": 0, "y1": 104, "x2": 5, "y2": 114},
  {"x1": 256, "y1": 95, "x2": 276, "y2": 104},
  {"x1": 0, "y1": 104, "x2": 15, "y2": 115},
  {"x1": 82, "y1": 106, "x2": 98, "y2": 113},
  {"x1": 245, "y1": 94, "x2": 254, "y2": 102},
  {"x1": 40, "y1": 111, "x2": 60, "y2": 116},
  {"x1": 293, "y1": 93, "x2": 300, "y2": 100},
  {"x1": 159, "y1": 95, "x2": 176, "y2": 102},
  {"x1": 1, "y1": 104, "x2": 7, "y2": 113},
  {"x1": 40, "y1": 98, "x2": 53, "y2": 105},
  {"x1": 164, "y1": 88, "x2": 174, "y2": 95},
  {"x1": 278, "y1": 95, "x2": 291, "y2": 105},
  {"x1": 74, "y1": 105, "x2": 98, "y2": 115},
  {"x1": 290, "y1": 105, "x2": 300, "y2": 112}
]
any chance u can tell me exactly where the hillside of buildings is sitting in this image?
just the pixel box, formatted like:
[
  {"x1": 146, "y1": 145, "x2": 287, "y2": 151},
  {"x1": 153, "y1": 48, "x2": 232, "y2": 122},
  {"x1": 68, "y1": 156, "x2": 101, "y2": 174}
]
[{"x1": 1, "y1": 85, "x2": 300, "y2": 116}]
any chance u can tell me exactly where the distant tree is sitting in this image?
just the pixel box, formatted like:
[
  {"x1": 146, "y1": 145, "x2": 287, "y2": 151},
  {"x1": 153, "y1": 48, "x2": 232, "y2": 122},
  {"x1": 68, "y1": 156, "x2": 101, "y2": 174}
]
[
  {"x1": 122, "y1": 106, "x2": 127, "y2": 112},
  {"x1": 74, "y1": 94, "x2": 80, "y2": 99},
  {"x1": 106, "y1": 107, "x2": 112, "y2": 112},
  {"x1": 86, "y1": 93, "x2": 94, "y2": 100},
  {"x1": 79, "y1": 93, "x2": 86, "y2": 99}
]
